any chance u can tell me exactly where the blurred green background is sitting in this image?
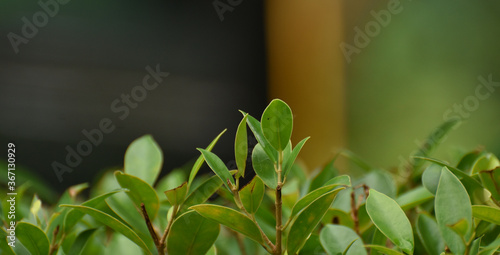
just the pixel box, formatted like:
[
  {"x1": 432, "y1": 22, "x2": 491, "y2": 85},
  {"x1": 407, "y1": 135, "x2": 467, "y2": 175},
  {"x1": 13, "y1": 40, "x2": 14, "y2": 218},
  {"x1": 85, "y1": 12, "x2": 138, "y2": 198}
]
[{"x1": 345, "y1": 0, "x2": 500, "y2": 169}]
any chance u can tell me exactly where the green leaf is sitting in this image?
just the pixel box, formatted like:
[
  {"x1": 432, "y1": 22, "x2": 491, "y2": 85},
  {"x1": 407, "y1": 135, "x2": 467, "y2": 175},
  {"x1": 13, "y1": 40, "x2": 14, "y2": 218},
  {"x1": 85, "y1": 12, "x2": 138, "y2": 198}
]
[
  {"x1": 235, "y1": 114, "x2": 249, "y2": 178},
  {"x1": 396, "y1": 186, "x2": 434, "y2": 210},
  {"x1": 190, "y1": 204, "x2": 264, "y2": 244},
  {"x1": 416, "y1": 156, "x2": 490, "y2": 204},
  {"x1": 239, "y1": 176, "x2": 265, "y2": 214},
  {"x1": 243, "y1": 112, "x2": 278, "y2": 163},
  {"x1": 60, "y1": 205, "x2": 152, "y2": 255},
  {"x1": 469, "y1": 236, "x2": 482, "y2": 255},
  {"x1": 471, "y1": 153, "x2": 500, "y2": 175},
  {"x1": 472, "y1": 205, "x2": 500, "y2": 225},
  {"x1": 479, "y1": 167, "x2": 500, "y2": 201},
  {"x1": 364, "y1": 245, "x2": 405, "y2": 255},
  {"x1": 290, "y1": 186, "x2": 344, "y2": 220},
  {"x1": 63, "y1": 188, "x2": 127, "y2": 233},
  {"x1": 198, "y1": 149, "x2": 235, "y2": 191},
  {"x1": 323, "y1": 175, "x2": 352, "y2": 187},
  {"x1": 422, "y1": 164, "x2": 443, "y2": 195},
  {"x1": 299, "y1": 234, "x2": 324, "y2": 255},
  {"x1": 124, "y1": 135, "x2": 163, "y2": 186},
  {"x1": 261, "y1": 99, "x2": 293, "y2": 151},
  {"x1": 181, "y1": 175, "x2": 223, "y2": 212},
  {"x1": 188, "y1": 129, "x2": 227, "y2": 188},
  {"x1": 0, "y1": 227, "x2": 15, "y2": 255},
  {"x1": 410, "y1": 118, "x2": 461, "y2": 177},
  {"x1": 320, "y1": 224, "x2": 367, "y2": 255},
  {"x1": 114, "y1": 171, "x2": 160, "y2": 220},
  {"x1": 252, "y1": 143, "x2": 278, "y2": 189},
  {"x1": 68, "y1": 228, "x2": 98, "y2": 255},
  {"x1": 167, "y1": 210, "x2": 220, "y2": 255},
  {"x1": 165, "y1": 182, "x2": 188, "y2": 206},
  {"x1": 366, "y1": 189, "x2": 414, "y2": 254},
  {"x1": 416, "y1": 214, "x2": 445, "y2": 255},
  {"x1": 371, "y1": 228, "x2": 387, "y2": 255},
  {"x1": 309, "y1": 157, "x2": 339, "y2": 192},
  {"x1": 287, "y1": 188, "x2": 341, "y2": 255},
  {"x1": 435, "y1": 167, "x2": 472, "y2": 255},
  {"x1": 283, "y1": 137, "x2": 310, "y2": 179},
  {"x1": 16, "y1": 222, "x2": 50, "y2": 255},
  {"x1": 456, "y1": 150, "x2": 485, "y2": 174}
]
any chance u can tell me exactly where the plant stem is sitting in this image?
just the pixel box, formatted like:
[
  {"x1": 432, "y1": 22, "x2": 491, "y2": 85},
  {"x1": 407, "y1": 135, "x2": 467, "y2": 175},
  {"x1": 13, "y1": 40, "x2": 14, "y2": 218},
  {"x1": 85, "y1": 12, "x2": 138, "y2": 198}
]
[
  {"x1": 141, "y1": 203, "x2": 160, "y2": 248},
  {"x1": 274, "y1": 151, "x2": 283, "y2": 255},
  {"x1": 158, "y1": 204, "x2": 179, "y2": 255},
  {"x1": 350, "y1": 190, "x2": 359, "y2": 235},
  {"x1": 49, "y1": 225, "x2": 60, "y2": 255},
  {"x1": 233, "y1": 188, "x2": 275, "y2": 252}
]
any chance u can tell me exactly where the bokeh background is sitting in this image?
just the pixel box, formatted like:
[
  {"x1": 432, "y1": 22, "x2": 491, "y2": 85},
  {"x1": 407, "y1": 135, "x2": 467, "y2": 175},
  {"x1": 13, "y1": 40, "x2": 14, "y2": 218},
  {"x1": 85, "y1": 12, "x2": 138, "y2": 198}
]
[{"x1": 1, "y1": 0, "x2": 499, "y2": 200}]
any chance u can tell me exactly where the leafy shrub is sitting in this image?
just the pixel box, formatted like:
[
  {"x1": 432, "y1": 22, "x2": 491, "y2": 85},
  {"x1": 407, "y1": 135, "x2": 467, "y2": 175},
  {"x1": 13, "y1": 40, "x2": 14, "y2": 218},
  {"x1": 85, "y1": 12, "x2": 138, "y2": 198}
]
[{"x1": 1, "y1": 99, "x2": 499, "y2": 255}]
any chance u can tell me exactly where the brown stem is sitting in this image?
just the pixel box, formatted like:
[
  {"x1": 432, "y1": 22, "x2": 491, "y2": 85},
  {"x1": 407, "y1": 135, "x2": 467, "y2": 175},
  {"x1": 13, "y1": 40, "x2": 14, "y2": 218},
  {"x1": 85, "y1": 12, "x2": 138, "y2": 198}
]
[
  {"x1": 274, "y1": 151, "x2": 283, "y2": 255},
  {"x1": 49, "y1": 225, "x2": 60, "y2": 255},
  {"x1": 350, "y1": 191, "x2": 359, "y2": 235},
  {"x1": 158, "y1": 204, "x2": 179, "y2": 255},
  {"x1": 141, "y1": 203, "x2": 160, "y2": 248},
  {"x1": 274, "y1": 184, "x2": 282, "y2": 255}
]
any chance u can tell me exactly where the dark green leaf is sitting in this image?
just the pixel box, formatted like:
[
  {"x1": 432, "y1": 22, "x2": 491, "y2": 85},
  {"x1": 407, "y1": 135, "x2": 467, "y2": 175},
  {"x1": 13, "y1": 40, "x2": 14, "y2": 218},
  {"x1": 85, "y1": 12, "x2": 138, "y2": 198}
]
[
  {"x1": 290, "y1": 186, "x2": 344, "y2": 220},
  {"x1": 243, "y1": 112, "x2": 278, "y2": 162},
  {"x1": 167, "y1": 210, "x2": 220, "y2": 255},
  {"x1": 60, "y1": 205, "x2": 152, "y2": 254},
  {"x1": 287, "y1": 189, "x2": 341, "y2": 255},
  {"x1": 479, "y1": 167, "x2": 500, "y2": 201},
  {"x1": 190, "y1": 204, "x2": 264, "y2": 244},
  {"x1": 188, "y1": 129, "x2": 227, "y2": 188},
  {"x1": 364, "y1": 245, "x2": 405, "y2": 255},
  {"x1": 469, "y1": 236, "x2": 482, "y2": 255},
  {"x1": 320, "y1": 224, "x2": 367, "y2": 255},
  {"x1": 239, "y1": 176, "x2": 265, "y2": 214},
  {"x1": 16, "y1": 222, "x2": 50, "y2": 255},
  {"x1": 63, "y1": 188, "x2": 127, "y2": 233},
  {"x1": 235, "y1": 114, "x2": 249, "y2": 178},
  {"x1": 435, "y1": 167, "x2": 472, "y2": 255},
  {"x1": 181, "y1": 175, "x2": 223, "y2": 212},
  {"x1": 416, "y1": 214, "x2": 445, "y2": 255},
  {"x1": 283, "y1": 137, "x2": 310, "y2": 179},
  {"x1": 124, "y1": 135, "x2": 163, "y2": 186},
  {"x1": 164, "y1": 182, "x2": 188, "y2": 206},
  {"x1": 115, "y1": 171, "x2": 160, "y2": 220},
  {"x1": 198, "y1": 149, "x2": 235, "y2": 191},
  {"x1": 366, "y1": 189, "x2": 414, "y2": 254},
  {"x1": 261, "y1": 99, "x2": 293, "y2": 151},
  {"x1": 252, "y1": 143, "x2": 278, "y2": 189},
  {"x1": 309, "y1": 157, "x2": 339, "y2": 192},
  {"x1": 68, "y1": 228, "x2": 98, "y2": 255}
]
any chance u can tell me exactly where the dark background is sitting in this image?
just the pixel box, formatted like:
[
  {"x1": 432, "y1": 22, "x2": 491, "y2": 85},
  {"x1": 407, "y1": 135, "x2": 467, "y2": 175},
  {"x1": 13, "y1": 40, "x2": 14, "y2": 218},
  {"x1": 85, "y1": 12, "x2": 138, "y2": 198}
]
[{"x1": 0, "y1": 0, "x2": 267, "y2": 192}]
